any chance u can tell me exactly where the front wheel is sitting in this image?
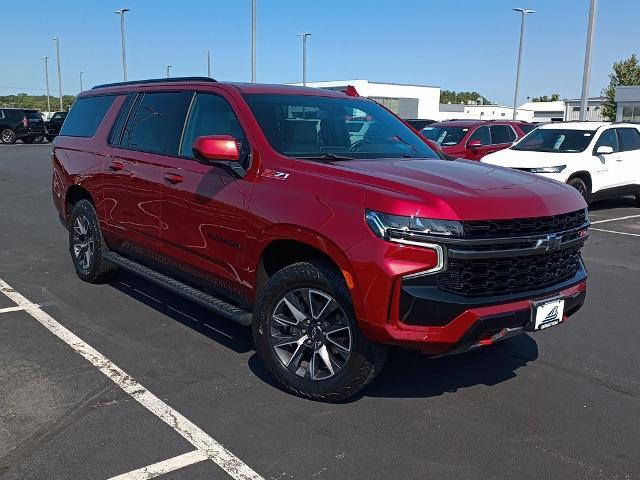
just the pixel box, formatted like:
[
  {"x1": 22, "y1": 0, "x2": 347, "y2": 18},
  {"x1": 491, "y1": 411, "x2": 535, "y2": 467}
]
[
  {"x1": 253, "y1": 261, "x2": 387, "y2": 402},
  {"x1": 567, "y1": 177, "x2": 590, "y2": 203}
]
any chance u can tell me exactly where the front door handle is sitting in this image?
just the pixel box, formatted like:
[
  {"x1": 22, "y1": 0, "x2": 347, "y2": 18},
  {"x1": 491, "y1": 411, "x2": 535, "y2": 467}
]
[
  {"x1": 108, "y1": 161, "x2": 124, "y2": 171},
  {"x1": 163, "y1": 172, "x2": 184, "y2": 184}
]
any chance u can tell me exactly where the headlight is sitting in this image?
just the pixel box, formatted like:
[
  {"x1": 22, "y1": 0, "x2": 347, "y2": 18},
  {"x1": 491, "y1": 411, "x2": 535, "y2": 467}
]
[
  {"x1": 365, "y1": 209, "x2": 463, "y2": 242},
  {"x1": 528, "y1": 165, "x2": 566, "y2": 173}
]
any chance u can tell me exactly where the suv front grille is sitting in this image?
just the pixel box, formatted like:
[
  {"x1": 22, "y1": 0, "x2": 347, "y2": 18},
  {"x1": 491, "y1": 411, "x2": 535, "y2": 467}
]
[
  {"x1": 438, "y1": 244, "x2": 582, "y2": 295},
  {"x1": 461, "y1": 209, "x2": 587, "y2": 239}
]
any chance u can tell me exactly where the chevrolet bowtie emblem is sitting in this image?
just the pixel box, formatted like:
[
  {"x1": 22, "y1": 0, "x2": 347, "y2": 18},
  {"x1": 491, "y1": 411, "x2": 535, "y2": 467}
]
[{"x1": 535, "y1": 234, "x2": 562, "y2": 251}]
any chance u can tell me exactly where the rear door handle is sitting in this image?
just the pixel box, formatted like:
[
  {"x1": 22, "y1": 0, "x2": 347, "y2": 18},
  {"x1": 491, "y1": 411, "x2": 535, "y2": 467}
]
[
  {"x1": 108, "y1": 161, "x2": 124, "y2": 171},
  {"x1": 163, "y1": 172, "x2": 184, "y2": 184}
]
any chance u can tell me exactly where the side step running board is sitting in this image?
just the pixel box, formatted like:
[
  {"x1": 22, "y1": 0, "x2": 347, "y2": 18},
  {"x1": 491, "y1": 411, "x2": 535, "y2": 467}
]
[{"x1": 105, "y1": 252, "x2": 253, "y2": 326}]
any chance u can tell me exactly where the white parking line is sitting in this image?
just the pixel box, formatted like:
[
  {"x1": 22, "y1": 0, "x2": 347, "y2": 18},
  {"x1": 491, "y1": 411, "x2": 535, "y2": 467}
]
[
  {"x1": 590, "y1": 214, "x2": 640, "y2": 225},
  {"x1": 108, "y1": 450, "x2": 209, "y2": 480},
  {"x1": 0, "y1": 278, "x2": 264, "y2": 480},
  {"x1": 591, "y1": 227, "x2": 640, "y2": 237},
  {"x1": 0, "y1": 305, "x2": 25, "y2": 314}
]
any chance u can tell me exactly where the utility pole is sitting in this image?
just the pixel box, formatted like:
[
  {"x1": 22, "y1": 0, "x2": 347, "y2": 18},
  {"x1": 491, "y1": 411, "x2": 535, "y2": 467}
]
[
  {"x1": 204, "y1": 50, "x2": 211, "y2": 77},
  {"x1": 166, "y1": 65, "x2": 172, "y2": 78},
  {"x1": 115, "y1": 9, "x2": 130, "y2": 81},
  {"x1": 251, "y1": 0, "x2": 256, "y2": 82},
  {"x1": 299, "y1": 32, "x2": 312, "y2": 86},
  {"x1": 511, "y1": 8, "x2": 535, "y2": 120},
  {"x1": 53, "y1": 37, "x2": 63, "y2": 111},
  {"x1": 42, "y1": 56, "x2": 51, "y2": 112},
  {"x1": 79, "y1": 71, "x2": 85, "y2": 92},
  {"x1": 579, "y1": 0, "x2": 598, "y2": 121}
]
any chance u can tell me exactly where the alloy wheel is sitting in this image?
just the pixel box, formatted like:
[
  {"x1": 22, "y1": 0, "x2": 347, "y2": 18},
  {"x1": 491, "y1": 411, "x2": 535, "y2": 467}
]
[
  {"x1": 2, "y1": 130, "x2": 14, "y2": 143},
  {"x1": 270, "y1": 288, "x2": 352, "y2": 381},
  {"x1": 72, "y1": 214, "x2": 95, "y2": 271}
]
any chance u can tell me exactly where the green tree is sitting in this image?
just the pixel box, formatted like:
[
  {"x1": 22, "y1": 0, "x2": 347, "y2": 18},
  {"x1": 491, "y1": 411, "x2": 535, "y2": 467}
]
[
  {"x1": 601, "y1": 53, "x2": 640, "y2": 121},
  {"x1": 440, "y1": 90, "x2": 490, "y2": 105},
  {"x1": 532, "y1": 93, "x2": 561, "y2": 102},
  {"x1": 0, "y1": 94, "x2": 76, "y2": 112}
]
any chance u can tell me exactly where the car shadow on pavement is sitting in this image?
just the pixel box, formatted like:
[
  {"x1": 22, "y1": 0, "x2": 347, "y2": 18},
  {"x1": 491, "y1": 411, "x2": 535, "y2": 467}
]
[
  {"x1": 110, "y1": 271, "x2": 254, "y2": 354},
  {"x1": 588, "y1": 196, "x2": 637, "y2": 212},
  {"x1": 248, "y1": 334, "x2": 539, "y2": 402}
]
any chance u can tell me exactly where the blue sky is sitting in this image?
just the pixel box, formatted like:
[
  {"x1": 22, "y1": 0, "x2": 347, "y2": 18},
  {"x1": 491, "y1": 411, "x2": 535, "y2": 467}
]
[{"x1": 3, "y1": 0, "x2": 638, "y2": 106}]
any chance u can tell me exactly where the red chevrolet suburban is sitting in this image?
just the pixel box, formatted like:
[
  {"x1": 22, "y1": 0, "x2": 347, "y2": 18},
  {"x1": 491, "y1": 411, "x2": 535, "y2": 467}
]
[{"x1": 52, "y1": 78, "x2": 588, "y2": 401}]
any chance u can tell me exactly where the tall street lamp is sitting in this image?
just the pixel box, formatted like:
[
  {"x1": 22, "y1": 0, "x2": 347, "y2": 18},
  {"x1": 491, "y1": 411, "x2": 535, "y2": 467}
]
[
  {"x1": 42, "y1": 56, "x2": 51, "y2": 112},
  {"x1": 251, "y1": 0, "x2": 256, "y2": 82},
  {"x1": 53, "y1": 37, "x2": 63, "y2": 111},
  {"x1": 298, "y1": 32, "x2": 312, "y2": 86},
  {"x1": 166, "y1": 65, "x2": 172, "y2": 78},
  {"x1": 511, "y1": 8, "x2": 535, "y2": 120},
  {"x1": 79, "y1": 71, "x2": 85, "y2": 92},
  {"x1": 115, "y1": 9, "x2": 130, "y2": 81},
  {"x1": 579, "y1": 0, "x2": 598, "y2": 121},
  {"x1": 204, "y1": 50, "x2": 211, "y2": 77}
]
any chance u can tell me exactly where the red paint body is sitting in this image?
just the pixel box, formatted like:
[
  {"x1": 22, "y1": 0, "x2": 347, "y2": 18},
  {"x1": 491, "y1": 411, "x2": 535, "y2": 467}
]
[{"x1": 52, "y1": 80, "x2": 587, "y2": 354}]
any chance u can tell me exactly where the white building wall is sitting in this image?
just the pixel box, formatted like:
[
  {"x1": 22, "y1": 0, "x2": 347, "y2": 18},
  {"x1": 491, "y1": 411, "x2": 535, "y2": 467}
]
[
  {"x1": 435, "y1": 104, "x2": 534, "y2": 121},
  {"x1": 290, "y1": 80, "x2": 441, "y2": 119},
  {"x1": 564, "y1": 98, "x2": 605, "y2": 121},
  {"x1": 614, "y1": 86, "x2": 640, "y2": 121}
]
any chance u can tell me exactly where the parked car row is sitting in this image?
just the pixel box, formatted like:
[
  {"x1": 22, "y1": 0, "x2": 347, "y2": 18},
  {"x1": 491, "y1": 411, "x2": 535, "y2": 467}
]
[
  {"x1": 52, "y1": 77, "x2": 589, "y2": 401},
  {"x1": 424, "y1": 119, "x2": 640, "y2": 205},
  {"x1": 0, "y1": 108, "x2": 67, "y2": 144}
]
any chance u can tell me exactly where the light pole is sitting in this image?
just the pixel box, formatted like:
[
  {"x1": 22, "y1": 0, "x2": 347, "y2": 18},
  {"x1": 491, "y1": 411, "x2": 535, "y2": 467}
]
[
  {"x1": 298, "y1": 32, "x2": 312, "y2": 86},
  {"x1": 251, "y1": 0, "x2": 256, "y2": 82},
  {"x1": 579, "y1": 0, "x2": 598, "y2": 121},
  {"x1": 166, "y1": 65, "x2": 172, "y2": 78},
  {"x1": 511, "y1": 8, "x2": 535, "y2": 120},
  {"x1": 79, "y1": 71, "x2": 85, "y2": 92},
  {"x1": 204, "y1": 50, "x2": 211, "y2": 77},
  {"x1": 42, "y1": 56, "x2": 51, "y2": 112},
  {"x1": 53, "y1": 37, "x2": 63, "y2": 111},
  {"x1": 115, "y1": 9, "x2": 130, "y2": 81}
]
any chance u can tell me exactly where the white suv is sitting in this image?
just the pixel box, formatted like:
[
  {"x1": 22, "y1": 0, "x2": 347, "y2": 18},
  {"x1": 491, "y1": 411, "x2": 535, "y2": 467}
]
[{"x1": 481, "y1": 122, "x2": 640, "y2": 205}]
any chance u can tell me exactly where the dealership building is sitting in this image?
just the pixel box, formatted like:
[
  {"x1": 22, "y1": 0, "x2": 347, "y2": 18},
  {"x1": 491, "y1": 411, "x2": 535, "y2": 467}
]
[
  {"x1": 290, "y1": 80, "x2": 440, "y2": 120},
  {"x1": 615, "y1": 86, "x2": 640, "y2": 121}
]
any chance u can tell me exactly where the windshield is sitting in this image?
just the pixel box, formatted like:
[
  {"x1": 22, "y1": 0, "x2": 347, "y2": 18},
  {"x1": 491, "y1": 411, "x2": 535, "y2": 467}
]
[
  {"x1": 244, "y1": 94, "x2": 438, "y2": 160},
  {"x1": 513, "y1": 128, "x2": 595, "y2": 153},
  {"x1": 26, "y1": 111, "x2": 43, "y2": 120},
  {"x1": 518, "y1": 124, "x2": 537, "y2": 134},
  {"x1": 421, "y1": 126, "x2": 469, "y2": 146}
]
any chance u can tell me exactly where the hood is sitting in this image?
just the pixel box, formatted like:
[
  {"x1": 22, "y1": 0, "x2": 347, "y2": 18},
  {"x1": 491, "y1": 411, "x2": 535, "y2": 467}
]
[
  {"x1": 481, "y1": 147, "x2": 581, "y2": 168},
  {"x1": 329, "y1": 158, "x2": 585, "y2": 221}
]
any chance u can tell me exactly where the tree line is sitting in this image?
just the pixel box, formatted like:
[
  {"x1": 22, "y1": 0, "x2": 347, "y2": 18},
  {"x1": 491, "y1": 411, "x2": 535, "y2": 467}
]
[{"x1": 0, "y1": 93, "x2": 76, "y2": 112}]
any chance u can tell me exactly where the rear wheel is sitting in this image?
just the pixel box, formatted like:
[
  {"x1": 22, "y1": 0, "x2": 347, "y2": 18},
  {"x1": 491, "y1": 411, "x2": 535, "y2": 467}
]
[
  {"x1": 1, "y1": 129, "x2": 16, "y2": 144},
  {"x1": 68, "y1": 200, "x2": 119, "y2": 283},
  {"x1": 567, "y1": 177, "x2": 590, "y2": 203},
  {"x1": 253, "y1": 261, "x2": 387, "y2": 402}
]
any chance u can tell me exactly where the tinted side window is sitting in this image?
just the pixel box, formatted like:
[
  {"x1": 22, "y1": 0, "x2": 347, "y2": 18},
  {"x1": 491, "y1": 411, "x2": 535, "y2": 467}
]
[
  {"x1": 180, "y1": 93, "x2": 247, "y2": 162},
  {"x1": 122, "y1": 92, "x2": 192, "y2": 155},
  {"x1": 60, "y1": 95, "x2": 116, "y2": 137},
  {"x1": 108, "y1": 94, "x2": 136, "y2": 146},
  {"x1": 594, "y1": 129, "x2": 619, "y2": 153},
  {"x1": 468, "y1": 126, "x2": 490, "y2": 145},
  {"x1": 617, "y1": 128, "x2": 640, "y2": 152},
  {"x1": 490, "y1": 125, "x2": 512, "y2": 144}
]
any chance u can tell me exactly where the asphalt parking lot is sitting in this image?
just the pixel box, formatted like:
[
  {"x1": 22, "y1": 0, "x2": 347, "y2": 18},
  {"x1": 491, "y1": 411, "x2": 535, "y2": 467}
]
[{"x1": 1, "y1": 144, "x2": 639, "y2": 480}]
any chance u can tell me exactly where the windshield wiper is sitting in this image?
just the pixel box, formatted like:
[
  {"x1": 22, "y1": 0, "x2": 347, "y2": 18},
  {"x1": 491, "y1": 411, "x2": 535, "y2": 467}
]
[
  {"x1": 296, "y1": 154, "x2": 355, "y2": 162},
  {"x1": 393, "y1": 134, "x2": 419, "y2": 153}
]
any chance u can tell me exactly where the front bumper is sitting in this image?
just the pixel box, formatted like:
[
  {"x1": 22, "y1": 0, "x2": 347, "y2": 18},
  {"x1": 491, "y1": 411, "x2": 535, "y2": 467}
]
[{"x1": 376, "y1": 264, "x2": 586, "y2": 356}]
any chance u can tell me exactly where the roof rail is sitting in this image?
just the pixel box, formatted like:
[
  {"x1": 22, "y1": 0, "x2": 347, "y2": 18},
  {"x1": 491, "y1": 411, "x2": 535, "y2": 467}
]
[{"x1": 92, "y1": 77, "x2": 217, "y2": 90}]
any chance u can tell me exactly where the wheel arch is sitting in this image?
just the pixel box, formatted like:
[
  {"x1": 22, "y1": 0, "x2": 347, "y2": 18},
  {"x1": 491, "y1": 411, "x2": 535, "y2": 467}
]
[
  {"x1": 64, "y1": 185, "x2": 95, "y2": 223},
  {"x1": 254, "y1": 227, "x2": 363, "y2": 319},
  {"x1": 567, "y1": 170, "x2": 592, "y2": 194}
]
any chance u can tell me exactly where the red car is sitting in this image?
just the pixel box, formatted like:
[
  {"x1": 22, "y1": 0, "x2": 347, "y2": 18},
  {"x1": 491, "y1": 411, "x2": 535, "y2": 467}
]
[
  {"x1": 422, "y1": 120, "x2": 537, "y2": 160},
  {"x1": 52, "y1": 78, "x2": 588, "y2": 401}
]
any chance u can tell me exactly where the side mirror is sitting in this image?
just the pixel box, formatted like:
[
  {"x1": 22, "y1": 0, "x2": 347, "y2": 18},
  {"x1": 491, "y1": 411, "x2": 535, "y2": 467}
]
[
  {"x1": 595, "y1": 145, "x2": 614, "y2": 155},
  {"x1": 467, "y1": 139, "x2": 482, "y2": 149},
  {"x1": 192, "y1": 135, "x2": 246, "y2": 177}
]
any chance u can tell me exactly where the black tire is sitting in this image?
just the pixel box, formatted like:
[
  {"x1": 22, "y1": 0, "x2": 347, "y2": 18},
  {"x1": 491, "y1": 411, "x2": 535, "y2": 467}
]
[
  {"x1": 567, "y1": 177, "x2": 590, "y2": 203},
  {"x1": 68, "y1": 200, "x2": 118, "y2": 283},
  {"x1": 21, "y1": 136, "x2": 35, "y2": 144},
  {"x1": 253, "y1": 260, "x2": 388, "y2": 402},
  {"x1": 45, "y1": 135, "x2": 54, "y2": 143},
  {"x1": 34, "y1": 136, "x2": 45, "y2": 144},
  {"x1": 1, "y1": 129, "x2": 16, "y2": 144}
]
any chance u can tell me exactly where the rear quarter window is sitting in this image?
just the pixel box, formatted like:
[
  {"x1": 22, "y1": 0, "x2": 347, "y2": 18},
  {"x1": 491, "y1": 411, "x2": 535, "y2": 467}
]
[{"x1": 60, "y1": 95, "x2": 116, "y2": 138}]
